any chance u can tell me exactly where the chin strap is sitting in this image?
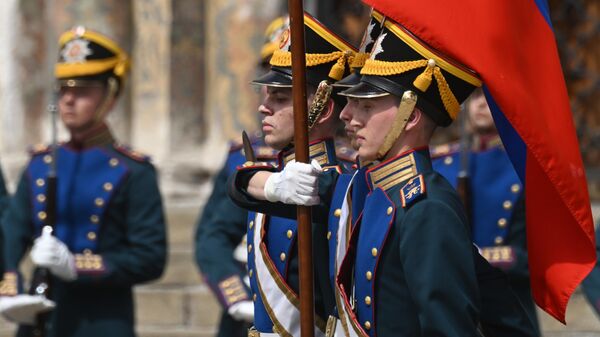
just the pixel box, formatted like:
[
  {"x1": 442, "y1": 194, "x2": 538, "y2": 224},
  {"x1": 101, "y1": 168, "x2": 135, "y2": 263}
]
[
  {"x1": 376, "y1": 90, "x2": 418, "y2": 160},
  {"x1": 92, "y1": 77, "x2": 118, "y2": 125},
  {"x1": 307, "y1": 80, "x2": 333, "y2": 130},
  {"x1": 285, "y1": 79, "x2": 334, "y2": 149}
]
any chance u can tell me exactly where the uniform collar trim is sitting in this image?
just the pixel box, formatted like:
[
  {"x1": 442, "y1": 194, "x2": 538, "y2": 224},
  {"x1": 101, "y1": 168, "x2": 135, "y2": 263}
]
[
  {"x1": 67, "y1": 123, "x2": 115, "y2": 150},
  {"x1": 365, "y1": 148, "x2": 431, "y2": 192},
  {"x1": 279, "y1": 138, "x2": 338, "y2": 168}
]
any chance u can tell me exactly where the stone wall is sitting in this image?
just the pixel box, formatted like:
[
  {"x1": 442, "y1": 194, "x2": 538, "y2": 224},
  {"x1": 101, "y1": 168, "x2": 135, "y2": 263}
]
[{"x1": 0, "y1": 0, "x2": 283, "y2": 200}]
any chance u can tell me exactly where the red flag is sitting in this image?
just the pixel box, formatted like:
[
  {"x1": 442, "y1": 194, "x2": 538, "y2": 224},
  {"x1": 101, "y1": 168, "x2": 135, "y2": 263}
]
[{"x1": 363, "y1": 0, "x2": 596, "y2": 323}]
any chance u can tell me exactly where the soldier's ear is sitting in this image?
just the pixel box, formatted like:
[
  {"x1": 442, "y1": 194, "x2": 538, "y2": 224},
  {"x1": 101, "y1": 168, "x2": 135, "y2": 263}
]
[
  {"x1": 315, "y1": 99, "x2": 335, "y2": 125},
  {"x1": 404, "y1": 107, "x2": 422, "y2": 132}
]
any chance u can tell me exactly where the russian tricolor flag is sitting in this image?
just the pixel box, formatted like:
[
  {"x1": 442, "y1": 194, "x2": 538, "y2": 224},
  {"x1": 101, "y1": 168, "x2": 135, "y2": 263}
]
[{"x1": 363, "y1": 0, "x2": 596, "y2": 323}]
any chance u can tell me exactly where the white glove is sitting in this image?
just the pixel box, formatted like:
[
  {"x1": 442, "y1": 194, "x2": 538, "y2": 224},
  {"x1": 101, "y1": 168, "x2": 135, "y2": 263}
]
[
  {"x1": 30, "y1": 227, "x2": 77, "y2": 281},
  {"x1": 0, "y1": 295, "x2": 55, "y2": 325},
  {"x1": 227, "y1": 300, "x2": 254, "y2": 322},
  {"x1": 233, "y1": 235, "x2": 248, "y2": 263},
  {"x1": 264, "y1": 159, "x2": 322, "y2": 205}
]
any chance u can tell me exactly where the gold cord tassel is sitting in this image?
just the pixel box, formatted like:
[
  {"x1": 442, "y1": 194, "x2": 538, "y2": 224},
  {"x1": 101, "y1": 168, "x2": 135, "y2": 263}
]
[
  {"x1": 328, "y1": 51, "x2": 352, "y2": 81},
  {"x1": 360, "y1": 56, "x2": 476, "y2": 122},
  {"x1": 433, "y1": 67, "x2": 461, "y2": 119},
  {"x1": 413, "y1": 59, "x2": 436, "y2": 92},
  {"x1": 350, "y1": 52, "x2": 369, "y2": 69}
]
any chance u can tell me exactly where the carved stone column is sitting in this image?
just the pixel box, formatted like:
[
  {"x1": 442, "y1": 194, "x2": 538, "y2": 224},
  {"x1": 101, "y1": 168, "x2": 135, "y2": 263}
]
[
  {"x1": 130, "y1": 0, "x2": 172, "y2": 161},
  {"x1": 204, "y1": 0, "x2": 282, "y2": 145},
  {"x1": 169, "y1": 0, "x2": 206, "y2": 152}
]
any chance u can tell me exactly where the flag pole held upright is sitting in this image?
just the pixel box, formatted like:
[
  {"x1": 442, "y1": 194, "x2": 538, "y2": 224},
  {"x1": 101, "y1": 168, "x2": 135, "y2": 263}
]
[{"x1": 288, "y1": 1, "x2": 315, "y2": 337}]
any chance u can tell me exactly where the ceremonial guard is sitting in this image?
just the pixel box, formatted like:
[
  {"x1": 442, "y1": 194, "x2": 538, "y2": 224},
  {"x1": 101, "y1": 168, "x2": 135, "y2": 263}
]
[
  {"x1": 0, "y1": 27, "x2": 167, "y2": 337},
  {"x1": 431, "y1": 88, "x2": 539, "y2": 332},
  {"x1": 228, "y1": 12, "x2": 357, "y2": 337},
  {"x1": 231, "y1": 9, "x2": 536, "y2": 337},
  {"x1": 331, "y1": 17, "x2": 486, "y2": 336},
  {"x1": 195, "y1": 133, "x2": 278, "y2": 337},
  {"x1": 234, "y1": 14, "x2": 483, "y2": 335},
  {"x1": 194, "y1": 16, "x2": 286, "y2": 337},
  {"x1": 333, "y1": 12, "x2": 536, "y2": 337}
]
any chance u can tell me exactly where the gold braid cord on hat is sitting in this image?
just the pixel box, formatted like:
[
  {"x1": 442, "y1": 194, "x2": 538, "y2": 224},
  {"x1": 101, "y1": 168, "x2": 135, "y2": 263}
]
[
  {"x1": 361, "y1": 58, "x2": 461, "y2": 120},
  {"x1": 376, "y1": 90, "x2": 417, "y2": 160},
  {"x1": 270, "y1": 49, "x2": 354, "y2": 131},
  {"x1": 270, "y1": 49, "x2": 354, "y2": 81},
  {"x1": 55, "y1": 28, "x2": 130, "y2": 83},
  {"x1": 55, "y1": 57, "x2": 130, "y2": 80},
  {"x1": 350, "y1": 52, "x2": 369, "y2": 69}
]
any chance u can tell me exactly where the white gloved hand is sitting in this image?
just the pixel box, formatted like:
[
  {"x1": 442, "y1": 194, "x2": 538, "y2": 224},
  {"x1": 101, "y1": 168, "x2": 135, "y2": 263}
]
[
  {"x1": 264, "y1": 159, "x2": 322, "y2": 205},
  {"x1": 0, "y1": 295, "x2": 55, "y2": 325},
  {"x1": 227, "y1": 300, "x2": 254, "y2": 322},
  {"x1": 30, "y1": 227, "x2": 77, "y2": 281},
  {"x1": 233, "y1": 235, "x2": 248, "y2": 264}
]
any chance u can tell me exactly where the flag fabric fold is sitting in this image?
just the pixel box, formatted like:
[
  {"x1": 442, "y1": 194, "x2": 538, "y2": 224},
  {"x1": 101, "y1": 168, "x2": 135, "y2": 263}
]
[{"x1": 363, "y1": 0, "x2": 596, "y2": 323}]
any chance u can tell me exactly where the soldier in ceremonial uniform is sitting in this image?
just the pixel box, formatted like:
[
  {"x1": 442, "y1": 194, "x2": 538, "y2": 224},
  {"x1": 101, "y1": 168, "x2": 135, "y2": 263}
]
[
  {"x1": 231, "y1": 10, "x2": 536, "y2": 337},
  {"x1": 328, "y1": 17, "x2": 484, "y2": 337},
  {"x1": 431, "y1": 88, "x2": 539, "y2": 332},
  {"x1": 228, "y1": 12, "x2": 357, "y2": 337},
  {"x1": 194, "y1": 16, "x2": 286, "y2": 337},
  {"x1": 233, "y1": 13, "x2": 534, "y2": 336},
  {"x1": 0, "y1": 27, "x2": 167, "y2": 337}
]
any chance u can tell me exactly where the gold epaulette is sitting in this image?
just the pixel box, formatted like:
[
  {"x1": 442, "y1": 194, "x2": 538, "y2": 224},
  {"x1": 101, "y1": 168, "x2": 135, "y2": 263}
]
[
  {"x1": 429, "y1": 142, "x2": 460, "y2": 159},
  {"x1": 27, "y1": 143, "x2": 51, "y2": 156},
  {"x1": 114, "y1": 143, "x2": 151, "y2": 162}
]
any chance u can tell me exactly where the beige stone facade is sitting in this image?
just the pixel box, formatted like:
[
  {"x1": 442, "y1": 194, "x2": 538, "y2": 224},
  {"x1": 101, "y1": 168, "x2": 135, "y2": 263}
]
[{"x1": 0, "y1": 0, "x2": 282, "y2": 200}]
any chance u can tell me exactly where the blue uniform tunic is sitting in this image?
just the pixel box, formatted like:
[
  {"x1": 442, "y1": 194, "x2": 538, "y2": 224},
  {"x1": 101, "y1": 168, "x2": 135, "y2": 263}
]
[
  {"x1": 195, "y1": 136, "x2": 277, "y2": 337},
  {"x1": 336, "y1": 149, "x2": 480, "y2": 337},
  {"x1": 231, "y1": 146, "x2": 537, "y2": 336},
  {"x1": 1, "y1": 127, "x2": 167, "y2": 337},
  {"x1": 229, "y1": 138, "x2": 355, "y2": 335},
  {"x1": 431, "y1": 139, "x2": 538, "y2": 332}
]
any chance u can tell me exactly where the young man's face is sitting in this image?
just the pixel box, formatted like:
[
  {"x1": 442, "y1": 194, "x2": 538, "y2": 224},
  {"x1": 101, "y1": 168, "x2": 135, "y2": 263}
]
[
  {"x1": 259, "y1": 86, "x2": 295, "y2": 150},
  {"x1": 350, "y1": 95, "x2": 398, "y2": 161},
  {"x1": 467, "y1": 91, "x2": 495, "y2": 135},
  {"x1": 339, "y1": 96, "x2": 360, "y2": 150},
  {"x1": 58, "y1": 84, "x2": 106, "y2": 132}
]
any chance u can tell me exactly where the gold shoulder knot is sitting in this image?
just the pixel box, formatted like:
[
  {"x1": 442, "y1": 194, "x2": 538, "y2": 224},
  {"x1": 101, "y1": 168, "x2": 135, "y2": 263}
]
[
  {"x1": 113, "y1": 143, "x2": 151, "y2": 162},
  {"x1": 28, "y1": 143, "x2": 51, "y2": 156}
]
